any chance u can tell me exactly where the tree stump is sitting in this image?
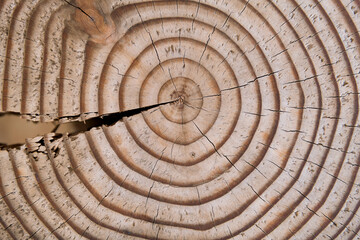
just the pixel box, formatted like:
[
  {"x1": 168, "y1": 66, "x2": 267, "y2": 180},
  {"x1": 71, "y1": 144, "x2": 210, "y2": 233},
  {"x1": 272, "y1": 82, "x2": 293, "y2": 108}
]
[{"x1": 0, "y1": 0, "x2": 360, "y2": 239}]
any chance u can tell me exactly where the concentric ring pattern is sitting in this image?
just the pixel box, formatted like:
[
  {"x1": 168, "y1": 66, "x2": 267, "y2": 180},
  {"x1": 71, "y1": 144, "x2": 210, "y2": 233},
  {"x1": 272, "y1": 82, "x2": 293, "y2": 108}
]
[{"x1": 1, "y1": 0, "x2": 360, "y2": 239}]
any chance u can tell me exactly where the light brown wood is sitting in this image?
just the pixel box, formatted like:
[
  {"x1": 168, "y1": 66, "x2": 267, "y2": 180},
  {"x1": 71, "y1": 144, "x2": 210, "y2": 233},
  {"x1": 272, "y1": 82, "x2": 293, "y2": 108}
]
[{"x1": 1, "y1": 0, "x2": 360, "y2": 239}]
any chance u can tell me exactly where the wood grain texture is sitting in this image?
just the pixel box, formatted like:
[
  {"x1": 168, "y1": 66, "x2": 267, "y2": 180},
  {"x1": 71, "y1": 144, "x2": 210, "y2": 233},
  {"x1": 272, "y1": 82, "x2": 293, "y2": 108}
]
[{"x1": 1, "y1": 0, "x2": 360, "y2": 239}]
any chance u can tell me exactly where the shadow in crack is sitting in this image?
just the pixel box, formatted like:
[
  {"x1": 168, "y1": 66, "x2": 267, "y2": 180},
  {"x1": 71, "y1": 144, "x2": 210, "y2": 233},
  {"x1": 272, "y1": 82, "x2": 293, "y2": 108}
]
[{"x1": 0, "y1": 100, "x2": 175, "y2": 146}]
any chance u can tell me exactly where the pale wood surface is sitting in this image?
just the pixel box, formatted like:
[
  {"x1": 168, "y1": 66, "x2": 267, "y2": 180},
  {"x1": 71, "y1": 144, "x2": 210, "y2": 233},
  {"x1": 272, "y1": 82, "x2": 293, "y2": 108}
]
[{"x1": 1, "y1": 0, "x2": 360, "y2": 239}]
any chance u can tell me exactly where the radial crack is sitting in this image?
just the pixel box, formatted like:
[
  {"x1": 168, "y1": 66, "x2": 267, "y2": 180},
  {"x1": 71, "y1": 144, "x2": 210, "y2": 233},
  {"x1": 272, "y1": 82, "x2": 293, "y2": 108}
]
[
  {"x1": 244, "y1": 160, "x2": 267, "y2": 179},
  {"x1": 0, "y1": 100, "x2": 177, "y2": 147},
  {"x1": 168, "y1": 68, "x2": 179, "y2": 94},
  {"x1": 255, "y1": 224, "x2": 267, "y2": 235},
  {"x1": 239, "y1": 0, "x2": 250, "y2": 16},
  {"x1": 220, "y1": 69, "x2": 283, "y2": 93},
  {"x1": 192, "y1": 121, "x2": 220, "y2": 155},
  {"x1": 145, "y1": 181, "x2": 155, "y2": 207},
  {"x1": 301, "y1": 138, "x2": 355, "y2": 154},
  {"x1": 135, "y1": 4, "x2": 164, "y2": 71},
  {"x1": 148, "y1": 32, "x2": 164, "y2": 71},
  {"x1": 198, "y1": 24, "x2": 217, "y2": 66},
  {"x1": 293, "y1": 188, "x2": 311, "y2": 202},
  {"x1": 222, "y1": 12, "x2": 232, "y2": 28},
  {"x1": 97, "y1": 186, "x2": 113, "y2": 207},
  {"x1": 284, "y1": 74, "x2": 323, "y2": 85},
  {"x1": 247, "y1": 183, "x2": 267, "y2": 203},
  {"x1": 192, "y1": 0, "x2": 201, "y2": 30}
]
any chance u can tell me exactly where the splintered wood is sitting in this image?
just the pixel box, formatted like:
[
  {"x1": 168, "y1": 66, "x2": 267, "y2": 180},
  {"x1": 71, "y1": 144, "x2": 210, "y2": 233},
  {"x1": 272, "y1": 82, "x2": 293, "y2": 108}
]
[{"x1": 1, "y1": 0, "x2": 360, "y2": 239}]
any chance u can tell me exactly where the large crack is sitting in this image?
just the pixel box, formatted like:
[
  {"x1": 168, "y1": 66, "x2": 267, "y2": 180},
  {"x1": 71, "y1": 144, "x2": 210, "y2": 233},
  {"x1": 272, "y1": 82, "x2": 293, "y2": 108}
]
[{"x1": 0, "y1": 100, "x2": 176, "y2": 147}]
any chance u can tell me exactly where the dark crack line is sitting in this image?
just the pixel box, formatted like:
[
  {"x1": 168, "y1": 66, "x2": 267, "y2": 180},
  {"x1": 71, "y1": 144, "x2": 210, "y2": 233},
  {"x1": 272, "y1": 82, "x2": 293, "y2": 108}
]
[
  {"x1": 50, "y1": 203, "x2": 81, "y2": 238},
  {"x1": 183, "y1": 100, "x2": 217, "y2": 113},
  {"x1": 219, "y1": 69, "x2": 283, "y2": 93},
  {"x1": 244, "y1": 160, "x2": 267, "y2": 179},
  {"x1": 272, "y1": 48, "x2": 288, "y2": 58},
  {"x1": 289, "y1": 36, "x2": 304, "y2": 45},
  {"x1": 192, "y1": 121, "x2": 240, "y2": 172},
  {"x1": 23, "y1": 65, "x2": 54, "y2": 74},
  {"x1": 312, "y1": 0, "x2": 324, "y2": 9},
  {"x1": 80, "y1": 226, "x2": 90, "y2": 239},
  {"x1": 0, "y1": 54, "x2": 17, "y2": 62},
  {"x1": 258, "y1": 141, "x2": 277, "y2": 151},
  {"x1": 284, "y1": 74, "x2": 323, "y2": 85},
  {"x1": 321, "y1": 213, "x2": 338, "y2": 227},
  {"x1": 159, "y1": 10, "x2": 164, "y2": 32},
  {"x1": 327, "y1": 92, "x2": 360, "y2": 99},
  {"x1": 152, "y1": 205, "x2": 160, "y2": 224},
  {"x1": 248, "y1": 40, "x2": 260, "y2": 53},
  {"x1": 189, "y1": 93, "x2": 221, "y2": 101},
  {"x1": 243, "y1": 111, "x2": 265, "y2": 117},
  {"x1": 62, "y1": 0, "x2": 94, "y2": 22},
  {"x1": 62, "y1": 0, "x2": 101, "y2": 33},
  {"x1": 346, "y1": 0, "x2": 356, "y2": 8},
  {"x1": 178, "y1": 29, "x2": 182, "y2": 49},
  {"x1": 135, "y1": 4, "x2": 164, "y2": 71},
  {"x1": 321, "y1": 60, "x2": 340, "y2": 68},
  {"x1": 223, "y1": 178, "x2": 241, "y2": 204},
  {"x1": 192, "y1": 0, "x2": 201, "y2": 31},
  {"x1": 155, "y1": 228, "x2": 160, "y2": 240},
  {"x1": 222, "y1": 12, "x2": 232, "y2": 28},
  {"x1": 182, "y1": 50, "x2": 186, "y2": 68},
  {"x1": 0, "y1": 100, "x2": 177, "y2": 147},
  {"x1": 192, "y1": 121, "x2": 220, "y2": 156},
  {"x1": 346, "y1": 161, "x2": 359, "y2": 167},
  {"x1": 293, "y1": 188, "x2": 311, "y2": 202},
  {"x1": 267, "y1": 159, "x2": 302, "y2": 185},
  {"x1": 265, "y1": 108, "x2": 290, "y2": 113},
  {"x1": 290, "y1": 106, "x2": 326, "y2": 110},
  {"x1": 307, "y1": 30, "x2": 324, "y2": 39},
  {"x1": 265, "y1": 30, "x2": 281, "y2": 44},
  {"x1": 218, "y1": 51, "x2": 230, "y2": 67},
  {"x1": 149, "y1": 150, "x2": 164, "y2": 179},
  {"x1": 247, "y1": 183, "x2": 268, "y2": 203},
  {"x1": 210, "y1": 205, "x2": 217, "y2": 230},
  {"x1": 325, "y1": 172, "x2": 348, "y2": 185},
  {"x1": 4, "y1": 223, "x2": 13, "y2": 231},
  {"x1": 255, "y1": 224, "x2": 267, "y2": 235},
  {"x1": 145, "y1": 181, "x2": 155, "y2": 207},
  {"x1": 323, "y1": 116, "x2": 342, "y2": 120},
  {"x1": 97, "y1": 186, "x2": 113, "y2": 207},
  {"x1": 239, "y1": 0, "x2": 250, "y2": 16},
  {"x1": 105, "y1": 63, "x2": 137, "y2": 78},
  {"x1": 29, "y1": 198, "x2": 40, "y2": 207},
  {"x1": 168, "y1": 68, "x2": 179, "y2": 94},
  {"x1": 227, "y1": 226, "x2": 234, "y2": 239},
  {"x1": 27, "y1": 227, "x2": 41, "y2": 240},
  {"x1": 302, "y1": 138, "x2": 355, "y2": 155},
  {"x1": 306, "y1": 205, "x2": 320, "y2": 217},
  {"x1": 149, "y1": 32, "x2": 164, "y2": 71},
  {"x1": 340, "y1": 46, "x2": 358, "y2": 54},
  {"x1": 325, "y1": 233, "x2": 334, "y2": 240},
  {"x1": 198, "y1": 24, "x2": 217, "y2": 66},
  {"x1": 281, "y1": 129, "x2": 305, "y2": 133},
  {"x1": 344, "y1": 124, "x2": 360, "y2": 128},
  {"x1": 170, "y1": 136, "x2": 179, "y2": 165},
  {"x1": 195, "y1": 186, "x2": 201, "y2": 204},
  {"x1": 70, "y1": 100, "x2": 176, "y2": 130},
  {"x1": 290, "y1": 2, "x2": 303, "y2": 16}
]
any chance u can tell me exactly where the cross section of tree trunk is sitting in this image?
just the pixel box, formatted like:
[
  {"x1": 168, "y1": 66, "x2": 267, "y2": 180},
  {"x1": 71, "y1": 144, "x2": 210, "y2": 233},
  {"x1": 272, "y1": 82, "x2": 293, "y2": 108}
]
[{"x1": 0, "y1": 0, "x2": 360, "y2": 239}]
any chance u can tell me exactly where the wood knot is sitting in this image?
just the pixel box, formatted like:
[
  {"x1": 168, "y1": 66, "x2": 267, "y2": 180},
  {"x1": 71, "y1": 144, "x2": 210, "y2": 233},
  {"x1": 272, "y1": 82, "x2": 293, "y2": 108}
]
[{"x1": 74, "y1": 0, "x2": 116, "y2": 44}]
